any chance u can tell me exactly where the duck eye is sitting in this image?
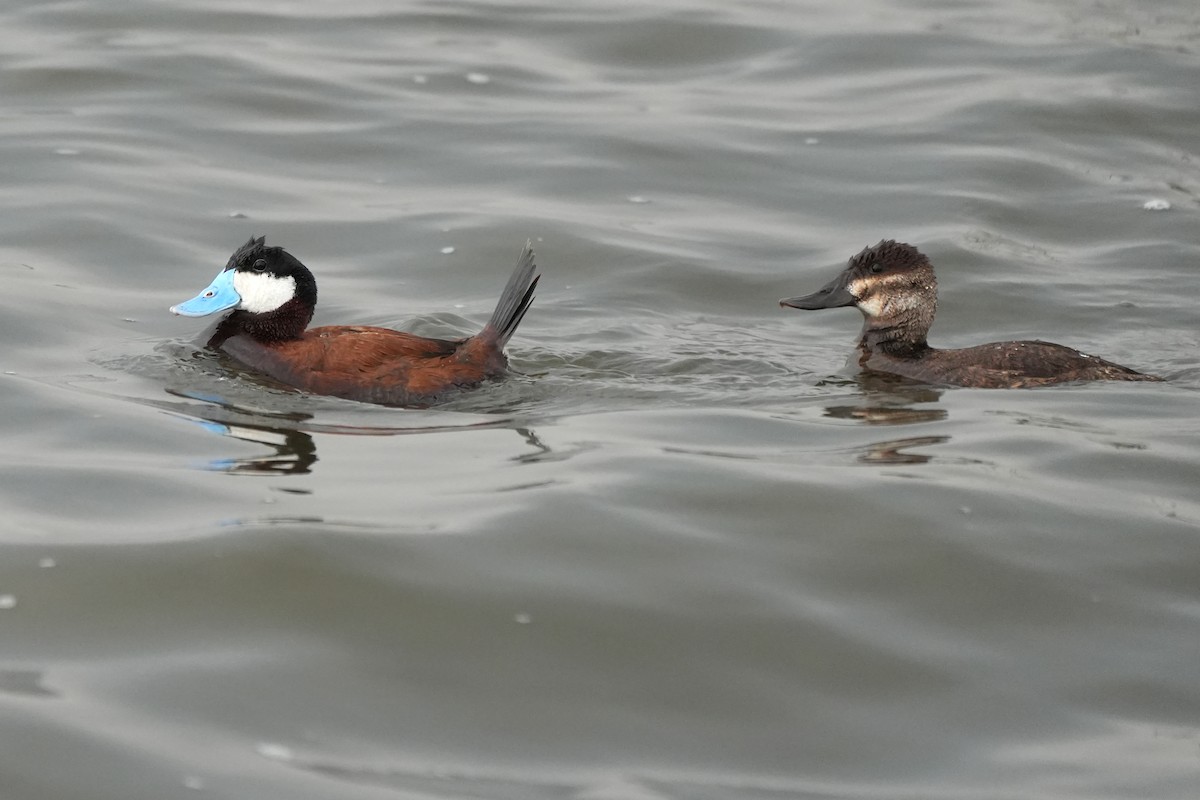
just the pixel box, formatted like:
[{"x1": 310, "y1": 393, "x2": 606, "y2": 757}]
[
  {"x1": 869, "y1": 262, "x2": 884, "y2": 274},
  {"x1": 252, "y1": 259, "x2": 267, "y2": 272}
]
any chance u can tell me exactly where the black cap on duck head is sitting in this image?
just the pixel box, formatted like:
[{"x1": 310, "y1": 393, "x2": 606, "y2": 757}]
[
  {"x1": 848, "y1": 240, "x2": 929, "y2": 275},
  {"x1": 780, "y1": 240, "x2": 937, "y2": 320},
  {"x1": 225, "y1": 235, "x2": 268, "y2": 271}
]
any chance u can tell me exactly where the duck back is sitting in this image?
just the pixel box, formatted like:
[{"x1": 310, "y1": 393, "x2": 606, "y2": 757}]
[
  {"x1": 861, "y1": 339, "x2": 1160, "y2": 388},
  {"x1": 221, "y1": 326, "x2": 506, "y2": 406}
]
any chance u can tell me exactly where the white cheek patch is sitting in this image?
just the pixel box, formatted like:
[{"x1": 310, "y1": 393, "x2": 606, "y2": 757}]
[
  {"x1": 851, "y1": 274, "x2": 922, "y2": 318},
  {"x1": 848, "y1": 278, "x2": 884, "y2": 317},
  {"x1": 857, "y1": 294, "x2": 886, "y2": 317},
  {"x1": 233, "y1": 271, "x2": 296, "y2": 314}
]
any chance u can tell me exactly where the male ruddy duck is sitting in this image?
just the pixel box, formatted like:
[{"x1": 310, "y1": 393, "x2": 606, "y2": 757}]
[
  {"x1": 171, "y1": 237, "x2": 540, "y2": 406},
  {"x1": 780, "y1": 240, "x2": 1160, "y2": 388}
]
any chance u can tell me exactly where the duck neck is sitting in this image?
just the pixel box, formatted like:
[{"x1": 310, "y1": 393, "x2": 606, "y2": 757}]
[
  {"x1": 858, "y1": 315, "x2": 931, "y2": 359},
  {"x1": 209, "y1": 299, "x2": 313, "y2": 347}
]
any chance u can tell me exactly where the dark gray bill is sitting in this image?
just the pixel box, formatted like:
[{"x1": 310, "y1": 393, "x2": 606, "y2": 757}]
[{"x1": 779, "y1": 272, "x2": 857, "y2": 310}]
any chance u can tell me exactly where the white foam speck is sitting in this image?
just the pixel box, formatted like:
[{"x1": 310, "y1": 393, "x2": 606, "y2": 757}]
[
  {"x1": 412, "y1": 74, "x2": 428, "y2": 84},
  {"x1": 55, "y1": 148, "x2": 81, "y2": 156},
  {"x1": 804, "y1": 137, "x2": 820, "y2": 145},
  {"x1": 466, "y1": 72, "x2": 490, "y2": 84},
  {"x1": 440, "y1": 246, "x2": 456, "y2": 255},
  {"x1": 1142, "y1": 198, "x2": 1171, "y2": 211},
  {"x1": 626, "y1": 195, "x2": 650, "y2": 204},
  {"x1": 183, "y1": 775, "x2": 205, "y2": 790},
  {"x1": 39, "y1": 558, "x2": 56, "y2": 568},
  {"x1": 514, "y1": 613, "x2": 532, "y2": 624},
  {"x1": 255, "y1": 742, "x2": 293, "y2": 761},
  {"x1": 0, "y1": 595, "x2": 16, "y2": 610},
  {"x1": 453, "y1": 303, "x2": 465, "y2": 309}
]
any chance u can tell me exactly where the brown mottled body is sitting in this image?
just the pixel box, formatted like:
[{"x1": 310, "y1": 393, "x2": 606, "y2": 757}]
[
  {"x1": 781, "y1": 240, "x2": 1159, "y2": 389},
  {"x1": 856, "y1": 338, "x2": 1155, "y2": 389}
]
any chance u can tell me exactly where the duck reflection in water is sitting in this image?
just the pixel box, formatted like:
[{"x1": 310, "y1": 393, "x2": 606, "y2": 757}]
[
  {"x1": 822, "y1": 372, "x2": 949, "y2": 426},
  {"x1": 855, "y1": 435, "x2": 949, "y2": 465},
  {"x1": 817, "y1": 376, "x2": 952, "y2": 465},
  {"x1": 189, "y1": 416, "x2": 319, "y2": 475},
  {"x1": 164, "y1": 389, "x2": 547, "y2": 476}
]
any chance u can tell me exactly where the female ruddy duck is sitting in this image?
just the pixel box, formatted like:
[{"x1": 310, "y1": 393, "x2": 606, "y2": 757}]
[
  {"x1": 171, "y1": 237, "x2": 540, "y2": 406},
  {"x1": 780, "y1": 240, "x2": 1160, "y2": 388}
]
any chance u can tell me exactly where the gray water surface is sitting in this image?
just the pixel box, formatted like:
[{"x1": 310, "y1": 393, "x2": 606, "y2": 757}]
[{"x1": 2, "y1": 1, "x2": 1199, "y2": 798}]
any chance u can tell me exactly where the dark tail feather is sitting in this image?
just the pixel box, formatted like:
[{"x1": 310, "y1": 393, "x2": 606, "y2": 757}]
[{"x1": 482, "y1": 240, "x2": 539, "y2": 348}]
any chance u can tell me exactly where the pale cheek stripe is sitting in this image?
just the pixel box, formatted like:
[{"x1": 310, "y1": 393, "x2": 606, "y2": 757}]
[
  {"x1": 233, "y1": 272, "x2": 296, "y2": 314},
  {"x1": 858, "y1": 296, "x2": 885, "y2": 317}
]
